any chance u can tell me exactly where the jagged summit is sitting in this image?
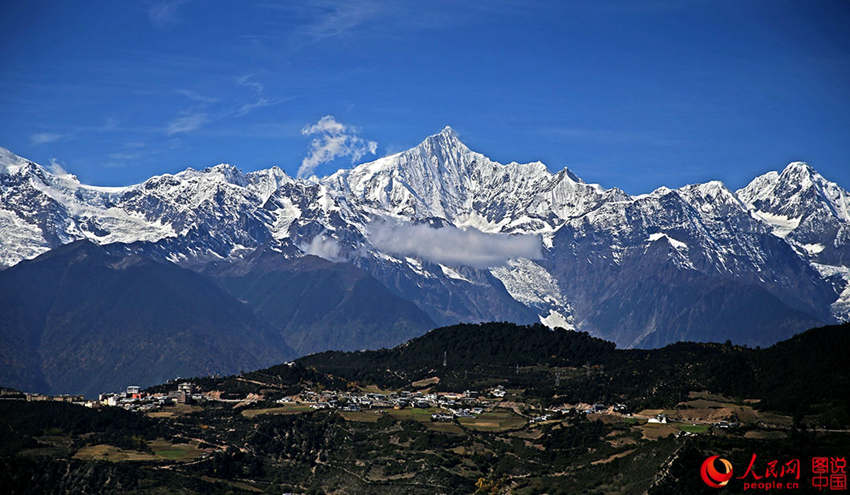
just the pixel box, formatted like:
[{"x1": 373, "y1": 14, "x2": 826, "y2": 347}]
[
  {"x1": 208, "y1": 163, "x2": 241, "y2": 173},
  {"x1": 439, "y1": 124, "x2": 459, "y2": 137},
  {"x1": 170, "y1": 163, "x2": 248, "y2": 188},
  {"x1": 738, "y1": 161, "x2": 850, "y2": 227},
  {"x1": 782, "y1": 160, "x2": 815, "y2": 174},
  {"x1": 0, "y1": 147, "x2": 34, "y2": 176},
  {"x1": 556, "y1": 167, "x2": 584, "y2": 184}
]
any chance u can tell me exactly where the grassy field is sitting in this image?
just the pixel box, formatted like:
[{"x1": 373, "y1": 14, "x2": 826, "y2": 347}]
[
  {"x1": 73, "y1": 444, "x2": 160, "y2": 462},
  {"x1": 146, "y1": 404, "x2": 203, "y2": 418},
  {"x1": 340, "y1": 410, "x2": 381, "y2": 422},
  {"x1": 340, "y1": 408, "x2": 466, "y2": 434},
  {"x1": 637, "y1": 423, "x2": 678, "y2": 440},
  {"x1": 388, "y1": 407, "x2": 438, "y2": 422},
  {"x1": 411, "y1": 377, "x2": 440, "y2": 388},
  {"x1": 458, "y1": 408, "x2": 526, "y2": 432},
  {"x1": 744, "y1": 430, "x2": 788, "y2": 440},
  {"x1": 149, "y1": 439, "x2": 206, "y2": 460},
  {"x1": 358, "y1": 384, "x2": 396, "y2": 394},
  {"x1": 673, "y1": 395, "x2": 792, "y2": 427},
  {"x1": 340, "y1": 407, "x2": 440, "y2": 423},
  {"x1": 240, "y1": 404, "x2": 312, "y2": 418},
  {"x1": 73, "y1": 439, "x2": 207, "y2": 462},
  {"x1": 677, "y1": 424, "x2": 710, "y2": 434}
]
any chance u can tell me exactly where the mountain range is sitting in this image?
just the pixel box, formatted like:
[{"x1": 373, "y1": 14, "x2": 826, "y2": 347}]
[{"x1": 1, "y1": 127, "x2": 848, "y2": 394}]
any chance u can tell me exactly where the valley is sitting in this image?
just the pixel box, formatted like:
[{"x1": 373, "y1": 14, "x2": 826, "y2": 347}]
[{"x1": 1, "y1": 322, "x2": 848, "y2": 494}]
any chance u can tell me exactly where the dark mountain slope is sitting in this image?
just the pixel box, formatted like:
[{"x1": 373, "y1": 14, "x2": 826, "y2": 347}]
[
  {"x1": 210, "y1": 249, "x2": 436, "y2": 355},
  {"x1": 0, "y1": 240, "x2": 294, "y2": 396},
  {"x1": 297, "y1": 322, "x2": 617, "y2": 389},
  {"x1": 297, "y1": 321, "x2": 850, "y2": 422},
  {"x1": 753, "y1": 323, "x2": 850, "y2": 417}
]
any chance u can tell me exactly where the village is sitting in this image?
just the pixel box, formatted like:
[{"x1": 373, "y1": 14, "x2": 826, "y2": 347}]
[{"x1": 7, "y1": 381, "x2": 751, "y2": 437}]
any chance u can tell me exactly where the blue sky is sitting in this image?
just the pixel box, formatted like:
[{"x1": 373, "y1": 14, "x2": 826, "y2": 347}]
[{"x1": 1, "y1": 0, "x2": 849, "y2": 193}]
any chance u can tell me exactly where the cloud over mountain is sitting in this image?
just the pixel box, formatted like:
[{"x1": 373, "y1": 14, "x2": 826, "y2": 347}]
[
  {"x1": 367, "y1": 222, "x2": 542, "y2": 268},
  {"x1": 298, "y1": 115, "x2": 377, "y2": 178}
]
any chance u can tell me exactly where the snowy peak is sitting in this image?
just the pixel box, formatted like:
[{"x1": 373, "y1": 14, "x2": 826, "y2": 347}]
[
  {"x1": 322, "y1": 126, "x2": 619, "y2": 231},
  {"x1": 439, "y1": 124, "x2": 459, "y2": 137},
  {"x1": 0, "y1": 147, "x2": 92, "y2": 193},
  {"x1": 780, "y1": 161, "x2": 816, "y2": 182},
  {"x1": 416, "y1": 125, "x2": 469, "y2": 157},
  {"x1": 676, "y1": 180, "x2": 748, "y2": 218},
  {"x1": 736, "y1": 170, "x2": 779, "y2": 205},
  {"x1": 430, "y1": 125, "x2": 466, "y2": 149},
  {"x1": 246, "y1": 166, "x2": 294, "y2": 203},
  {"x1": 0, "y1": 147, "x2": 33, "y2": 175},
  {"x1": 407, "y1": 125, "x2": 478, "y2": 183},
  {"x1": 738, "y1": 161, "x2": 850, "y2": 229},
  {"x1": 773, "y1": 162, "x2": 824, "y2": 205},
  {"x1": 176, "y1": 163, "x2": 249, "y2": 187},
  {"x1": 326, "y1": 126, "x2": 523, "y2": 219},
  {"x1": 556, "y1": 167, "x2": 584, "y2": 184}
]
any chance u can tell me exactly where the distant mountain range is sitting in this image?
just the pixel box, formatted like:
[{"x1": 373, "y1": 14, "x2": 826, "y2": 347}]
[{"x1": 1, "y1": 127, "x2": 848, "y2": 394}]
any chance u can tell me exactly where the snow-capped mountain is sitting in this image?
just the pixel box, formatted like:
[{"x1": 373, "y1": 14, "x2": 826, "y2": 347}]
[
  {"x1": 738, "y1": 162, "x2": 850, "y2": 320},
  {"x1": 738, "y1": 162, "x2": 850, "y2": 256},
  {"x1": 545, "y1": 178, "x2": 834, "y2": 347},
  {"x1": 324, "y1": 127, "x2": 626, "y2": 239},
  {"x1": 1, "y1": 127, "x2": 847, "y2": 348}
]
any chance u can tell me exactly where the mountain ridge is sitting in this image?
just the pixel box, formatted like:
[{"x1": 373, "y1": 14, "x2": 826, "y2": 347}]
[
  {"x1": 1, "y1": 127, "x2": 848, "y2": 350},
  {"x1": 0, "y1": 239, "x2": 296, "y2": 396}
]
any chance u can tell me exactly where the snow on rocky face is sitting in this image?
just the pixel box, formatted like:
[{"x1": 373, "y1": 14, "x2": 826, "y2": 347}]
[
  {"x1": 737, "y1": 161, "x2": 850, "y2": 255},
  {"x1": 323, "y1": 127, "x2": 625, "y2": 239},
  {"x1": 1, "y1": 128, "x2": 848, "y2": 346},
  {"x1": 737, "y1": 161, "x2": 850, "y2": 321},
  {"x1": 738, "y1": 162, "x2": 850, "y2": 228}
]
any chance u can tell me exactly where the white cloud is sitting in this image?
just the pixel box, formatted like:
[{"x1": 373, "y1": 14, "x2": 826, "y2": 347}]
[
  {"x1": 233, "y1": 75, "x2": 291, "y2": 117},
  {"x1": 176, "y1": 89, "x2": 218, "y2": 104},
  {"x1": 299, "y1": 234, "x2": 344, "y2": 262},
  {"x1": 367, "y1": 222, "x2": 542, "y2": 268},
  {"x1": 149, "y1": 0, "x2": 190, "y2": 29},
  {"x1": 297, "y1": 115, "x2": 377, "y2": 178},
  {"x1": 47, "y1": 158, "x2": 72, "y2": 177},
  {"x1": 30, "y1": 133, "x2": 65, "y2": 145},
  {"x1": 303, "y1": 3, "x2": 381, "y2": 42},
  {"x1": 236, "y1": 74, "x2": 264, "y2": 95},
  {"x1": 272, "y1": 1, "x2": 384, "y2": 49},
  {"x1": 166, "y1": 113, "x2": 207, "y2": 135},
  {"x1": 236, "y1": 97, "x2": 280, "y2": 117},
  {"x1": 302, "y1": 115, "x2": 346, "y2": 135}
]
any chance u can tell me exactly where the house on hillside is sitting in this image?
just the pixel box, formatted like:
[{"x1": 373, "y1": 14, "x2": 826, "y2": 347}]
[{"x1": 647, "y1": 413, "x2": 668, "y2": 424}]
